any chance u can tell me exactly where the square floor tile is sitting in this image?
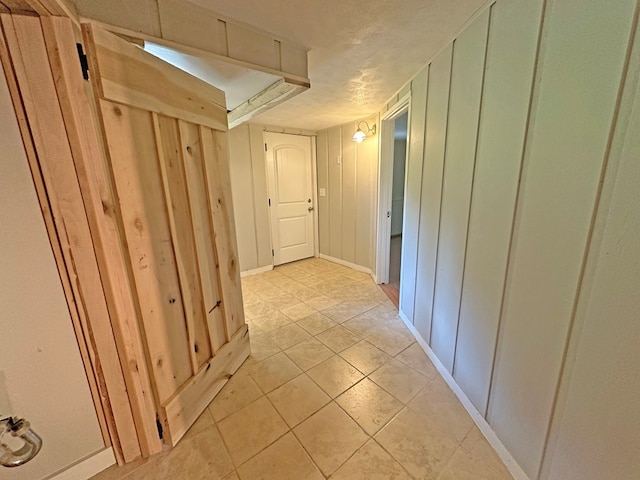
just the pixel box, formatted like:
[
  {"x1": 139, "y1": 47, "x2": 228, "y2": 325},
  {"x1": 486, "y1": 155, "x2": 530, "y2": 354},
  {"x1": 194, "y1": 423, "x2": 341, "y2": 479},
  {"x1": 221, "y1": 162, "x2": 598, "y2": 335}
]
[
  {"x1": 307, "y1": 355, "x2": 364, "y2": 398},
  {"x1": 284, "y1": 338, "x2": 334, "y2": 371},
  {"x1": 268, "y1": 374, "x2": 331, "y2": 427},
  {"x1": 294, "y1": 402, "x2": 369, "y2": 476},
  {"x1": 336, "y1": 378, "x2": 403, "y2": 435},
  {"x1": 395, "y1": 343, "x2": 438, "y2": 379},
  {"x1": 375, "y1": 408, "x2": 457, "y2": 480},
  {"x1": 342, "y1": 313, "x2": 386, "y2": 338},
  {"x1": 280, "y1": 302, "x2": 317, "y2": 321},
  {"x1": 249, "y1": 352, "x2": 302, "y2": 393},
  {"x1": 367, "y1": 326, "x2": 415, "y2": 356},
  {"x1": 296, "y1": 312, "x2": 337, "y2": 335},
  {"x1": 217, "y1": 397, "x2": 288, "y2": 466},
  {"x1": 330, "y1": 440, "x2": 412, "y2": 480},
  {"x1": 209, "y1": 370, "x2": 263, "y2": 421},
  {"x1": 236, "y1": 432, "x2": 324, "y2": 480},
  {"x1": 267, "y1": 323, "x2": 311, "y2": 349},
  {"x1": 316, "y1": 325, "x2": 361, "y2": 352},
  {"x1": 246, "y1": 333, "x2": 281, "y2": 364},
  {"x1": 369, "y1": 358, "x2": 429, "y2": 403},
  {"x1": 407, "y1": 388, "x2": 474, "y2": 443},
  {"x1": 304, "y1": 294, "x2": 340, "y2": 311},
  {"x1": 252, "y1": 310, "x2": 294, "y2": 333},
  {"x1": 340, "y1": 340, "x2": 391, "y2": 375},
  {"x1": 322, "y1": 303, "x2": 366, "y2": 323},
  {"x1": 460, "y1": 428, "x2": 513, "y2": 478},
  {"x1": 437, "y1": 446, "x2": 514, "y2": 480}
]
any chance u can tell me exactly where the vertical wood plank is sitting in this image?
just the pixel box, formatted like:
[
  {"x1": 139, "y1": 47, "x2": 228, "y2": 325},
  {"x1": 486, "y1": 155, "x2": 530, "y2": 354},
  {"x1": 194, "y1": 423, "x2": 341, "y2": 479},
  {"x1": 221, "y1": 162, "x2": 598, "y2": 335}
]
[
  {"x1": 398, "y1": 67, "x2": 428, "y2": 322},
  {"x1": 316, "y1": 130, "x2": 330, "y2": 255},
  {"x1": 413, "y1": 46, "x2": 453, "y2": 343},
  {"x1": 101, "y1": 101, "x2": 192, "y2": 404},
  {"x1": 453, "y1": 0, "x2": 544, "y2": 415},
  {"x1": 355, "y1": 124, "x2": 374, "y2": 269},
  {"x1": 430, "y1": 9, "x2": 490, "y2": 372},
  {"x1": 154, "y1": 114, "x2": 211, "y2": 371},
  {"x1": 327, "y1": 126, "x2": 342, "y2": 258},
  {"x1": 248, "y1": 124, "x2": 272, "y2": 268},
  {"x1": 341, "y1": 124, "x2": 356, "y2": 263},
  {"x1": 200, "y1": 126, "x2": 245, "y2": 337},
  {"x1": 41, "y1": 15, "x2": 162, "y2": 456},
  {"x1": 2, "y1": 13, "x2": 141, "y2": 462},
  {"x1": 179, "y1": 120, "x2": 226, "y2": 352},
  {"x1": 0, "y1": 15, "x2": 111, "y2": 450}
]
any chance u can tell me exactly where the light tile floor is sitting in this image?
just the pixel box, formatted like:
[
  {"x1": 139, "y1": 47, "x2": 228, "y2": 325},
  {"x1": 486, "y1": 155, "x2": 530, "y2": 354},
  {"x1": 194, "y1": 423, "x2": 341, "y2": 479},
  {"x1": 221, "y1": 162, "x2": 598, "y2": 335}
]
[{"x1": 91, "y1": 258, "x2": 513, "y2": 480}]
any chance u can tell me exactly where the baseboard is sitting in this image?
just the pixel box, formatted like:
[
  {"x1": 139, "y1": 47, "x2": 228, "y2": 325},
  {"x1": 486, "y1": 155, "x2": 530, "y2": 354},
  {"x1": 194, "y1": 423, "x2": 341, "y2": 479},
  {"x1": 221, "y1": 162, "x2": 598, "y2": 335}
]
[
  {"x1": 48, "y1": 447, "x2": 116, "y2": 480},
  {"x1": 240, "y1": 264, "x2": 273, "y2": 277},
  {"x1": 398, "y1": 310, "x2": 530, "y2": 480},
  {"x1": 318, "y1": 254, "x2": 376, "y2": 282}
]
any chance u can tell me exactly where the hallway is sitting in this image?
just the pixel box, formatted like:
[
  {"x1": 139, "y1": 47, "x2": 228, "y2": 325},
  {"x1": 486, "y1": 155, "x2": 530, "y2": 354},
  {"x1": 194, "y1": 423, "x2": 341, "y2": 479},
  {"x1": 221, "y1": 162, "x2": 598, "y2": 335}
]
[{"x1": 92, "y1": 258, "x2": 512, "y2": 480}]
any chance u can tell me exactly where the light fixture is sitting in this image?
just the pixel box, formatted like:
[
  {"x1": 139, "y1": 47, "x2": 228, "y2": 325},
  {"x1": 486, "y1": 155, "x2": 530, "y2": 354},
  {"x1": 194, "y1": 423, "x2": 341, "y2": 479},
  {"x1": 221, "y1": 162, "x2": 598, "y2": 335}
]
[{"x1": 352, "y1": 121, "x2": 376, "y2": 143}]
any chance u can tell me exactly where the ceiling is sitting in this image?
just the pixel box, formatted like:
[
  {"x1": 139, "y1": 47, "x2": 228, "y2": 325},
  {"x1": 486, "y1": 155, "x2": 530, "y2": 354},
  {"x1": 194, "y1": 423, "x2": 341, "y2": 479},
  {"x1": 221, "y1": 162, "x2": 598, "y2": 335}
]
[{"x1": 185, "y1": 0, "x2": 489, "y2": 130}]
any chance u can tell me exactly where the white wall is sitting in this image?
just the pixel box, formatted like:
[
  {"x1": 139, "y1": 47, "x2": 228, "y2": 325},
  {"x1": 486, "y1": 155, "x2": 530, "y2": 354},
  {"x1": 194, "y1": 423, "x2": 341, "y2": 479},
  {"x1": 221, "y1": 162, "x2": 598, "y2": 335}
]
[
  {"x1": 0, "y1": 64, "x2": 105, "y2": 480},
  {"x1": 385, "y1": 0, "x2": 640, "y2": 478},
  {"x1": 390, "y1": 137, "x2": 406, "y2": 236},
  {"x1": 316, "y1": 117, "x2": 379, "y2": 271}
]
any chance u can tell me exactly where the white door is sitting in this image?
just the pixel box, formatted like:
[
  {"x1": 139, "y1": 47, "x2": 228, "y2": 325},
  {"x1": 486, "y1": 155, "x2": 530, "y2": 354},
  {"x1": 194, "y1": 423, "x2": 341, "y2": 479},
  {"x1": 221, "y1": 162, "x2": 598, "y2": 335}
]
[{"x1": 265, "y1": 132, "x2": 315, "y2": 265}]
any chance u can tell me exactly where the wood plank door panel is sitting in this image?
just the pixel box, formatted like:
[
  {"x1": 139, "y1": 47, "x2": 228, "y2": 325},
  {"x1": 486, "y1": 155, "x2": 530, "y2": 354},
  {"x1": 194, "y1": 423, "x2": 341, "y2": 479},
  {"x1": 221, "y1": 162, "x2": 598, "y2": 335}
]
[{"x1": 83, "y1": 22, "x2": 249, "y2": 447}]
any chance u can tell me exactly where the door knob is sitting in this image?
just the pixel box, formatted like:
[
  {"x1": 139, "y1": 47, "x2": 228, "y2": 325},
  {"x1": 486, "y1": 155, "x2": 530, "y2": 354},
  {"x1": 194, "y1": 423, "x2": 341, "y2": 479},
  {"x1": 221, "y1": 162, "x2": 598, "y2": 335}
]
[{"x1": 308, "y1": 206, "x2": 314, "y2": 212}]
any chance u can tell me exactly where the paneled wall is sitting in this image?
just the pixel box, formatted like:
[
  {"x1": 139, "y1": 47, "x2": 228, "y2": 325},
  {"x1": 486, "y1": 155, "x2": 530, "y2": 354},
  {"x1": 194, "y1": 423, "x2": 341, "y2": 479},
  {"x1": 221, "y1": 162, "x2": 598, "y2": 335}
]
[
  {"x1": 316, "y1": 117, "x2": 378, "y2": 271},
  {"x1": 390, "y1": 0, "x2": 640, "y2": 478},
  {"x1": 227, "y1": 124, "x2": 316, "y2": 272}
]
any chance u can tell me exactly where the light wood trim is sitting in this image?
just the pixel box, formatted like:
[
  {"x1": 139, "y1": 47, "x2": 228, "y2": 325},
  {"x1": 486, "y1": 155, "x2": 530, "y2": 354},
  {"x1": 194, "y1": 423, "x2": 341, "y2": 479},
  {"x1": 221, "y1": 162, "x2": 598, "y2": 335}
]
[
  {"x1": 162, "y1": 324, "x2": 250, "y2": 446},
  {"x1": 0, "y1": 14, "x2": 110, "y2": 448},
  {"x1": 179, "y1": 120, "x2": 226, "y2": 352},
  {"x1": 27, "y1": 0, "x2": 65, "y2": 15},
  {"x1": 0, "y1": 1, "x2": 35, "y2": 14},
  {"x1": 40, "y1": 16, "x2": 162, "y2": 457},
  {"x1": 1, "y1": 13, "x2": 141, "y2": 462},
  {"x1": 81, "y1": 23, "x2": 228, "y2": 131},
  {"x1": 200, "y1": 126, "x2": 246, "y2": 337}
]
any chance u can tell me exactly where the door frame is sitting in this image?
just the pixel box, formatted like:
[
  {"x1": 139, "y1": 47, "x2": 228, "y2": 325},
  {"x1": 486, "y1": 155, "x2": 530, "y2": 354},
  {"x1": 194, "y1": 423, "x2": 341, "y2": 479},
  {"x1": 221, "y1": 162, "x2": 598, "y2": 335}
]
[
  {"x1": 376, "y1": 93, "x2": 411, "y2": 284},
  {"x1": 263, "y1": 131, "x2": 320, "y2": 266}
]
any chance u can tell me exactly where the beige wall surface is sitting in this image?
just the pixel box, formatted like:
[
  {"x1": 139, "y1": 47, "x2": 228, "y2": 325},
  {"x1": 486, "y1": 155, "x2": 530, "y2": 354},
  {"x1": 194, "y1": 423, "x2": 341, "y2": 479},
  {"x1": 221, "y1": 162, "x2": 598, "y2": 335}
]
[
  {"x1": 316, "y1": 116, "x2": 378, "y2": 271},
  {"x1": 383, "y1": 0, "x2": 640, "y2": 478},
  {"x1": 0, "y1": 65, "x2": 105, "y2": 480}
]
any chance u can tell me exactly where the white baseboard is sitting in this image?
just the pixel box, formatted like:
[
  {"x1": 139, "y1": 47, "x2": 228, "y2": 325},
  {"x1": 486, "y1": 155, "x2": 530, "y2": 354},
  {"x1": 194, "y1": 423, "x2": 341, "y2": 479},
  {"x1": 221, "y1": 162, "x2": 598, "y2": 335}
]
[
  {"x1": 318, "y1": 254, "x2": 376, "y2": 282},
  {"x1": 240, "y1": 264, "x2": 273, "y2": 277},
  {"x1": 48, "y1": 447, "x2": 116, "y2": 480},
  {"x1": 398, "y1": 310, "x2": 530, "y2": 480}
]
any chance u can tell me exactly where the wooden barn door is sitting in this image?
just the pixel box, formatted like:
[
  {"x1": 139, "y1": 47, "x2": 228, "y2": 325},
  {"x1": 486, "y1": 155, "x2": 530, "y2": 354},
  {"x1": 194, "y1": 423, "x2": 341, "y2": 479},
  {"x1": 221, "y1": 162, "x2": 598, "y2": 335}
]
[{"x1": 82, "y1": 24, "x2": 249, "y2": 447}]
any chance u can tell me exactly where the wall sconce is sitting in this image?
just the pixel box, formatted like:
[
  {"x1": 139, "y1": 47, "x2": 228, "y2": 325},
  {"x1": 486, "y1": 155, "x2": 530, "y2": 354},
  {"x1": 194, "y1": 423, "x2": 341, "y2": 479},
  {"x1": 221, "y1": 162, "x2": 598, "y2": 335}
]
[{"x1": 352, "y1": 121, "x2": 376, "y2": 143}]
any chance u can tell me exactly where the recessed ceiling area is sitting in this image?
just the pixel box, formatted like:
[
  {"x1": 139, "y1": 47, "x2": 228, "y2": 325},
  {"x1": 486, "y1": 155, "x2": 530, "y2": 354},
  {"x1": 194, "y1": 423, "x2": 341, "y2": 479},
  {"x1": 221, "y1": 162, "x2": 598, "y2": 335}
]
[
  {"x1": 143, "y1": 42, "x2": 281, "y2": 110},
  {"x1": 185, "y1": 0, "x2": 490, "y2": 130}
]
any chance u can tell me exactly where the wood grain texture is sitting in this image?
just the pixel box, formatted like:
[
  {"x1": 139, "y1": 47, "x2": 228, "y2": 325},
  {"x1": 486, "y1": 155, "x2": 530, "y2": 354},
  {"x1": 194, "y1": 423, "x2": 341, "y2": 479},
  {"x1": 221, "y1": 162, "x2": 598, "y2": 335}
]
[
  {"x1": 2, "y1": 13, "x2": 141, "y2": 462},
  {"x1": 100, "y1": 101, "x2": 192, "y2": 405},
  {"x1": 162, "y1": 324, "x2": 250, "y2": 446},
  {"x1": 154, "y1": 114, "x2": 212, "y2": 372},
  {"x1": 82, "y1": 22, "x2": 228, "y2": 131},
  {"x1": 40, "y1": 15, "x2": 162, "y2": 457},
  {"x1": 179, "y1": 120, "x2": 226, "y2": 352},
  {"x1": 200, "y1": 126, "x2": 246, "y2": 337},
  {"x1": 0, "y1": 14, "x2": 111, "y2": 449}
]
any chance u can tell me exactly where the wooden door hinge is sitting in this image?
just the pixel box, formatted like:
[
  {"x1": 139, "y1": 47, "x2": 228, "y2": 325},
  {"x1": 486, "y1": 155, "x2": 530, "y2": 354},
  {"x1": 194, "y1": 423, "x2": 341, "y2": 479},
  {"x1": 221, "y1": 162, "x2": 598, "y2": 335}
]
[{"x1": 76, "y1": 43, "x2": 89, "y2": 80}]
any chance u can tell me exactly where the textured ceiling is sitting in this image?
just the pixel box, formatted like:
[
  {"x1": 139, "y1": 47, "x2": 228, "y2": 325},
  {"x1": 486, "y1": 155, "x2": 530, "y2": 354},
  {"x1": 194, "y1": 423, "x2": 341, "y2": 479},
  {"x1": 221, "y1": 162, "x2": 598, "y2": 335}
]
[{"x1": 187, "y1": 0, "x2": 489, "y2": 130}]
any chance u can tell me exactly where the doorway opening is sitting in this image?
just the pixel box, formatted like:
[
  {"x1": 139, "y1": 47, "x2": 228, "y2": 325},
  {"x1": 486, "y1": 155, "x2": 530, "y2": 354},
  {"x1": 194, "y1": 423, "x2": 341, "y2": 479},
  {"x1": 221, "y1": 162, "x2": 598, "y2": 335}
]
[
  {"x1": 264, "y1": 132, "x2": 318, "y2": 266},
  {"x1": 376, "y1": 96, "x2": 410, "y2": 308}
]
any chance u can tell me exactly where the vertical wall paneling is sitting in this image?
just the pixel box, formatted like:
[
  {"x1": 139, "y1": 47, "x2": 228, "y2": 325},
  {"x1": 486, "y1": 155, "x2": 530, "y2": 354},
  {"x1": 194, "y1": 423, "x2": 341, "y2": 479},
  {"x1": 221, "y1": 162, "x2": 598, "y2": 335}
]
[
  {"x1": 453, "y1": 0, "x2": 544, "y2": 414},
  {"x1": 398, "y1": 67, "x2": 428, "y2": 322},
  {"x1": 328, "y1": 126, "x2": 343, "y2": 258},
  {"x1": 227, "y1": 125, "x2": 259, "y2": 271},
  {"x1": 355, "y1": 133, "x2": 373, "y2": 268},
  {"x1": 487, "y1": 0, "x2": 637, "y2": 476},
  {"x1": 341, "y1": 125, "x2": 356, "y2": 263},
  {"x1": 413, "y1": 47, "x2": 453, "y2": 343},
  {"x1": 430, "y1": 9, "x2": 490, "y2": 372},
  {"x1": 541, "y1": 13, "x2": 640, "y2": 479},
  {"x1": 249, "y1": 124, "x2": 272, "y2": 268},
  {"x1": 317, "y1": 130, "x2": 330, "y2": 255}
]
